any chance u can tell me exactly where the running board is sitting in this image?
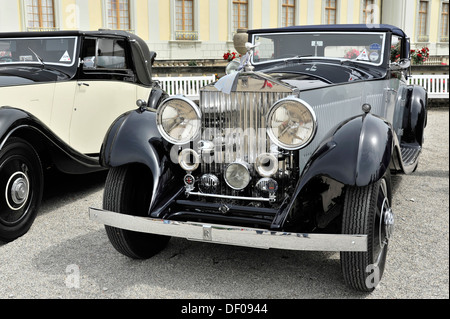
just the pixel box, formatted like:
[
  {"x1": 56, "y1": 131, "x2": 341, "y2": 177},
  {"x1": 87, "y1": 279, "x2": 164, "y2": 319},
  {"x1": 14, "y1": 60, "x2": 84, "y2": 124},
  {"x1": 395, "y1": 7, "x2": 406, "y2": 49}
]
[{"x1": 400, "y1": 144, "x2": 421, "y2": 167}]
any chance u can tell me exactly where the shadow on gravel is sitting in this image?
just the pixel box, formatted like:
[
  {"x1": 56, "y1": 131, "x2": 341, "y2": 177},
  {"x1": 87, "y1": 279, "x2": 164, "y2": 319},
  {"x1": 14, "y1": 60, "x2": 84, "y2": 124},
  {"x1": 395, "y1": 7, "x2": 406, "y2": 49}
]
[
  {"x1": 1, "y1": 170, "x2": 108, "y2": 247},
  {"x1": 39, "y1": 169, "x2": 108, "y2": 216},
  {"x1": 31, "y1": 229, "x2": 370, "y2": 299}
]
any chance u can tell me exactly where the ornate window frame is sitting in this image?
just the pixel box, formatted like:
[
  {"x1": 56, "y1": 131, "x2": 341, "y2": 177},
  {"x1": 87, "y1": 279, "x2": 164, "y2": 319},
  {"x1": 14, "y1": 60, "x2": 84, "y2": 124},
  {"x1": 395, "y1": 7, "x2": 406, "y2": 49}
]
[
  {"x1": 228, "y1": 0, "x2": 253, "y2": 41},
  {"x1": 322, "y1": 0, "x2": 339, "y2": 25},
  {"x1": 278, "y1": 0, "x2": 299, "y2": 27},
  {"x1": 102, "y1": 0, "x2": 136, "y2": 33},
  {"x1": 170, "y1": 0, "x2": 200, "y2": 41},
  {"x1": 415, "y1": 0, "x2": 431, "y2": 43},
  {"x1": 20, "y1": 0, "x2": 60, "y2": 31}
]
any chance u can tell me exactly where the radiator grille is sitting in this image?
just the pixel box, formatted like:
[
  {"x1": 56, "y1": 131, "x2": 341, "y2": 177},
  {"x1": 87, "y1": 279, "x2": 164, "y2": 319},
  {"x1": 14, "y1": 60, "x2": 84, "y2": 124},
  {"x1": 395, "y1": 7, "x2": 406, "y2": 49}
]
[{"x1": 199, "y1": 89, "x2": 291, "y2": 195}]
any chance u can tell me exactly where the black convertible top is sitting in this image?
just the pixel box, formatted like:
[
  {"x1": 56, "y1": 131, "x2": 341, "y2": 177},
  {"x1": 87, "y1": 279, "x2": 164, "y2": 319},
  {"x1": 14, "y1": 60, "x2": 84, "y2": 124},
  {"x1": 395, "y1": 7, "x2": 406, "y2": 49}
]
[
  {"x1": 0, "y1": 29, "x2": 137, "y2": 39},
  {"x1": 248, "y1": 24, "x2": 407, "y2": 38},
  {"x1": 0, "y1": 29, "x2": 155, "y2": 85}
]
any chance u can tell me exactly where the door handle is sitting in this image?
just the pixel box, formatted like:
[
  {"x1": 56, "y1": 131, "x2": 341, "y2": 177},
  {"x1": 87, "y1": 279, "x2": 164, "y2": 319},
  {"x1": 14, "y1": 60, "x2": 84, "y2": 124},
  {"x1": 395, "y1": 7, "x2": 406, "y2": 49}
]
[{"x1": 78, "y1": 82, "x2": 90, "y2": 87}]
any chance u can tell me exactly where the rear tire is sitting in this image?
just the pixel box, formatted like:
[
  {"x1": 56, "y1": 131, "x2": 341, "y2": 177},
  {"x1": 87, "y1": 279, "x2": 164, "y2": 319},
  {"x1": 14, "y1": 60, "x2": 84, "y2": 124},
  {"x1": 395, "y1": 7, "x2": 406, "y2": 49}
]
[
  {"x1": 103, "y1": 165, "x2": 170, "y2": 259},
  {"x1": 340, "y1": 171, "x2": 393, "y2": 292},
  {"x1": 0, "y1": 138, "x2": 43, "y2": 242}
]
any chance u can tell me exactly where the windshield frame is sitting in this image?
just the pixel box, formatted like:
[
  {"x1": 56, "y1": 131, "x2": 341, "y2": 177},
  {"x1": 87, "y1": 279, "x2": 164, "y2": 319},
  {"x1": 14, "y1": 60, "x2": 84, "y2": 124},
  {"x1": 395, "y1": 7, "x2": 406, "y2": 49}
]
[
  {"x1": 0, "y1": 36, "x2": 79, "y2": 68},
  {"x1": 250, "y1": 31, "x2": 387, "y2": 67}
]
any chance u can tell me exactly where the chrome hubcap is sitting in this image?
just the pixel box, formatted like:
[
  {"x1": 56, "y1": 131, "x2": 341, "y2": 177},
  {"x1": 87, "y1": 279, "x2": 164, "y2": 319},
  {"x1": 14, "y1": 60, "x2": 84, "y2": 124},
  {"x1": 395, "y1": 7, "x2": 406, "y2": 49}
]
[
  {"x1": 6, "y1": 172, "x2": 30, "y2": 211},
  {"x1": 379, "y1": 181, "x2": 394, "y2": 249}
]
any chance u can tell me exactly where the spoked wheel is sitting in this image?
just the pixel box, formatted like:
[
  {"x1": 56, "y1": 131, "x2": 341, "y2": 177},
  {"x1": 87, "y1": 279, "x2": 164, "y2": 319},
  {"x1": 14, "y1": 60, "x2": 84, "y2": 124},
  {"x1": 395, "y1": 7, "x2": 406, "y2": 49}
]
[
  {"x1": 103, "y1": 165, "x2": 171, "y2": 259},
  {"x1": 340, "y1": 171, "x2": 394, "y2": 292},
  {"x1": 0, "y1": 138, "x2": 43, "y2": 242}
]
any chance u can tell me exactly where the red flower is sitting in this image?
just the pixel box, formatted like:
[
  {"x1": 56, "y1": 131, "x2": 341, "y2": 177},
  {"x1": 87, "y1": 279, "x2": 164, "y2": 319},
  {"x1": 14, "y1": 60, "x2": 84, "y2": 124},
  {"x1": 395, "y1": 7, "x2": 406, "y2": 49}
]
[{"x1": 223, "y1": 51, "x2": 238, "y2": 62}]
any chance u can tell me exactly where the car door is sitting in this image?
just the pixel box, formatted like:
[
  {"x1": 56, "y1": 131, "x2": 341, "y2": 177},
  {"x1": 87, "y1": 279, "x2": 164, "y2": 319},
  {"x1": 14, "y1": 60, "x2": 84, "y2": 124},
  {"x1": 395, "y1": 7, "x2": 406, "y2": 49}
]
[{"x1": 69, "y1": 37, "x2": 140, "y2": 155}]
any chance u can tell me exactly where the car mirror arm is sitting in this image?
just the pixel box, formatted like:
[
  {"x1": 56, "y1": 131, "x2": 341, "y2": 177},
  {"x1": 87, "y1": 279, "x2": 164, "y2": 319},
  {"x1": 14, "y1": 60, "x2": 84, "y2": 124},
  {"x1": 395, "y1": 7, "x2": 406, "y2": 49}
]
[{"x1": 390, "y1": 58, "x2": 411, "y2": 71}]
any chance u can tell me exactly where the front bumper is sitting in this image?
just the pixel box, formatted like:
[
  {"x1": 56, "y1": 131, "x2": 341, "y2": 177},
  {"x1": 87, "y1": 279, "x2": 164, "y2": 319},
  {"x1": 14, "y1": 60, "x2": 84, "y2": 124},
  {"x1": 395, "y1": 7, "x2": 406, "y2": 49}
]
[{"x1": 89, "y1": 207, "x2": 368, "y2": 252}]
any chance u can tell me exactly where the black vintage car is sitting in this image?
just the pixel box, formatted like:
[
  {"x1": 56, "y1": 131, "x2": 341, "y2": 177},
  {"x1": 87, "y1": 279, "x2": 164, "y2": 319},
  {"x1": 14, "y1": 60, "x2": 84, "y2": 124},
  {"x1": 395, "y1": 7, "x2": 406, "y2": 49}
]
[
  {"x1": 89, "y1": 24, "x2": 427, "y2": 292},
  {"x1": 0, "y1": 30, "x2": 157, "y2": 242}
]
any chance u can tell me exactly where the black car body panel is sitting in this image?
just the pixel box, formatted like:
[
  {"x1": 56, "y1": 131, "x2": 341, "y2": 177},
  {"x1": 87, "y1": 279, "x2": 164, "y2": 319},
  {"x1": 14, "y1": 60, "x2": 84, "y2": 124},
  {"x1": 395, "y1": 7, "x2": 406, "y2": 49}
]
[
  {"x1": 90, "y1": 24, "x2": 428, "y2": 291},
  {"x1": 99, "y1": 24, "x2": 427, "y2": 233}
]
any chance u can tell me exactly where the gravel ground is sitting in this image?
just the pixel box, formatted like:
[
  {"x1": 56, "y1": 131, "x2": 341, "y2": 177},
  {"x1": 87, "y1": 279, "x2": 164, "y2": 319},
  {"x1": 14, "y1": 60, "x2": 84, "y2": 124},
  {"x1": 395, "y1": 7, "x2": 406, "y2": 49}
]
[{"x1": 0, "y1": 108, "x2": 448, "y2": 300}]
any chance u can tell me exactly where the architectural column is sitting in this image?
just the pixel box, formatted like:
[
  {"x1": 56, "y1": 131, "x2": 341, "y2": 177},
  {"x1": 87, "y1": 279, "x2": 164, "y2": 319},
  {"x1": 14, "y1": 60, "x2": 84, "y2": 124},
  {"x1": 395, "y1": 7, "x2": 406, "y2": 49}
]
[{"x1": 0, "y1": 1, "x2": 21, "y2": 31}]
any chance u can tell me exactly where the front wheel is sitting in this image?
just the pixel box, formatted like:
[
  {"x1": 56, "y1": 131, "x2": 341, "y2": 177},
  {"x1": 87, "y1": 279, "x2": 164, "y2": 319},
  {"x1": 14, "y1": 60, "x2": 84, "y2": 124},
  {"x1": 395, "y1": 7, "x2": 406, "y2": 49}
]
[
  {"x1": 340, "y1": 172, "x2": 394, "y2": 292},
  {"x1": 0, "y1": 138, "x2": 43, "y2": 242},
  {"x1": 103, "y1": 165, "x2": 170, "y2": 259}
]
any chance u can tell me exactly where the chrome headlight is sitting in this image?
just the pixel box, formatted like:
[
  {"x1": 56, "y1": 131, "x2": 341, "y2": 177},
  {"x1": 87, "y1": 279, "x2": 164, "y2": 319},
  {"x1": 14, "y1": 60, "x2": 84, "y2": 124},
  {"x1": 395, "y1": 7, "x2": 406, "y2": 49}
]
[
  {"x1": 157, "y1": 96, "x2": 201, "y2": 145},
  {"x1": 267, "y1": 97, "x2": 316, "y2": 150},
  {"x1": 225, "y1": 162, "x2": 251, "y2": 190}
]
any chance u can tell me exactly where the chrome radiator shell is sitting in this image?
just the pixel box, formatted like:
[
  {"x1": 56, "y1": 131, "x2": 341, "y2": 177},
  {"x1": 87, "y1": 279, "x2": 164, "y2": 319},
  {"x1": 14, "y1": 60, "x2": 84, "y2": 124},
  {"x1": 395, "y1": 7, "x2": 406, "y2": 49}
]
[{"x1": 198, "y1": 73, "x2": 294, "y2": 197}]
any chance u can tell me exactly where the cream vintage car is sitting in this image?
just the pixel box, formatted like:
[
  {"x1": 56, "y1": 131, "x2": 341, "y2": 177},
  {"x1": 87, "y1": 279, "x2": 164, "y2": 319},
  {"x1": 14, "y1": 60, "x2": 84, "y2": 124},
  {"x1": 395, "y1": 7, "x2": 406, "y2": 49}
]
[{"x1": 0, "y1": 30, "x2": 162, "y2": 242}]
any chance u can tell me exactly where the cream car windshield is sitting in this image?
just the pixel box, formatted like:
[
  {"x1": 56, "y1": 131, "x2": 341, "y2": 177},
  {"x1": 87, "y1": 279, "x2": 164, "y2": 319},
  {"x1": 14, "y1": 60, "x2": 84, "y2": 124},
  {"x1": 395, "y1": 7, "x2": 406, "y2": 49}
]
[
  {"x1": 252, "y1": 32, "x2": 386, "y2": 66},
  {"x1": 0, "y1": 37, "x2": 77, "y2": 67}
]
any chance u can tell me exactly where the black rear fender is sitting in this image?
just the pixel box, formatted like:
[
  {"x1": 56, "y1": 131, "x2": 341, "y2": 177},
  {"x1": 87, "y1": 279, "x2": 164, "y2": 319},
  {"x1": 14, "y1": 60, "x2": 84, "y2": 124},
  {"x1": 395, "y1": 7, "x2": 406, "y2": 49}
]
[
  {"x1": 402, "y1": 85, "x2": 428, "y2": 146},
  {"x1": 0, "y1": 107, "x2": 102, "y2": 174}
]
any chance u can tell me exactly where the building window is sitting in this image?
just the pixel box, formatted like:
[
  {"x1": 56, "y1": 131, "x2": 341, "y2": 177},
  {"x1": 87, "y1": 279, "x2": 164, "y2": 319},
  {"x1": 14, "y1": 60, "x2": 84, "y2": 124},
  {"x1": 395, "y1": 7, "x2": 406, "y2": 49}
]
[
  {"x1": 441, "y1": 2, "x2": 449, "y2": 42},
  {"x1": 175, "y1": 0, "x2": 197, "y2": 40},
  {"x1": 324, "y1": 0, "x2": 337, "y2": 24},
  {"x1": 233, "y1": 0, "x2": 249, "y2": 30},
  {"x1": 362, "y1": 0, "x2": 375, "y2": 24},
  {"x1": 281, "y1": 0, "x2": 296, "y2": 27},
  {"x1": 417, "y1": 0, "x2": 429, "y2": 42},
  {"x1": 25, "y1": 0, "x2": 57, "y2": 31},
  {"x1": 107, "y1": 0, "x2": 131, "y2": 31}
]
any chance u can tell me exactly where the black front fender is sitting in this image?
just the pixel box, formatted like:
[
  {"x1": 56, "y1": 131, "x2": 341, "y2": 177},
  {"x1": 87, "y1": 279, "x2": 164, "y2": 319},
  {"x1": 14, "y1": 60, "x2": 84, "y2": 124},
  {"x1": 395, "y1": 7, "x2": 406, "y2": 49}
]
[
  {"x1": 272, "y1": 112, "x2": 394, "y2": 229},
  {"x1": 100, "y1": 109, "x2": 182, "y2": 212},
  {"x1": 302, "y1": 112, "x2": 393, "y2": 187}
]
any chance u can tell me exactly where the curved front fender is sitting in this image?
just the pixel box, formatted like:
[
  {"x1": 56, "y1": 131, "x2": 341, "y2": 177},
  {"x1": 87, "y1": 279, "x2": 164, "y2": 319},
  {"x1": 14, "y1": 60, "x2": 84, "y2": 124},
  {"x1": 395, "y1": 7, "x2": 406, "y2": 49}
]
[
  {"x1": 272, "y1": 113, "x2": 394, "y2": 229},
  {"x1": 100, "y1": 109, "x2": 183, "y2": 212},
  {"x1": 302, "y1": 112, "x2": 393, "y2": 187}
]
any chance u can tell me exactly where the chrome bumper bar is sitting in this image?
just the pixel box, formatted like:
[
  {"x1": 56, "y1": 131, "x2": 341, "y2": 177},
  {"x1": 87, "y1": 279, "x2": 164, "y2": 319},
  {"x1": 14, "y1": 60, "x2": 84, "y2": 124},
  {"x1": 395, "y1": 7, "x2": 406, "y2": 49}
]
[{"x1": 89, "y1": 207, "x2": 367, "y2": 252}]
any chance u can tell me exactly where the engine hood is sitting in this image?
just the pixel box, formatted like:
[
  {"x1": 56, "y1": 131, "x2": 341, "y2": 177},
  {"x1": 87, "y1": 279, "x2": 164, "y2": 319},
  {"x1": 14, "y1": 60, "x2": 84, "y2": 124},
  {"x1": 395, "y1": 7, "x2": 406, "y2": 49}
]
[{"x1": 204, "y1": 71, "x2": 297, "y2": 95}]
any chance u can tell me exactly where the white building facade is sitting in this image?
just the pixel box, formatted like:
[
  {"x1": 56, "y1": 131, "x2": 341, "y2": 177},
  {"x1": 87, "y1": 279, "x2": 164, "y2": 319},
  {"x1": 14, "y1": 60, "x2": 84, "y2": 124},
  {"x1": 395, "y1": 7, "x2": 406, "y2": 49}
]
[{"x1": 0, "y1": 0, "x2": 448, "y2": 62}]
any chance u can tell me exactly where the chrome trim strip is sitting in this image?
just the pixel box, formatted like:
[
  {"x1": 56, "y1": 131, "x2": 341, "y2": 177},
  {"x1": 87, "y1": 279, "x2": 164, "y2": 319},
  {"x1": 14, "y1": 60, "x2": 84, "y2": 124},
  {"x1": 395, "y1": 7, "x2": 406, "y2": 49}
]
[
  {"x1": 187, "y1": 191, "x2": 272, "y2": 202},
  {"x1": 89, "y1": 207, "x2": 368, "y2": 252}
]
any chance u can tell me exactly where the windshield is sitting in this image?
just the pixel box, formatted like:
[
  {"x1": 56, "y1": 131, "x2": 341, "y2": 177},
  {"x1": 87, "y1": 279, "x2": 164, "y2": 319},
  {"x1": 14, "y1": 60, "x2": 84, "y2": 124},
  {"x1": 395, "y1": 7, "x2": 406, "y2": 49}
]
[
  {"x1": 252, "y1": 32, "x2": 386, "y2": 66},
  {"x1": 0, "y1": 37, "x2": 78, "y2": 67}
]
